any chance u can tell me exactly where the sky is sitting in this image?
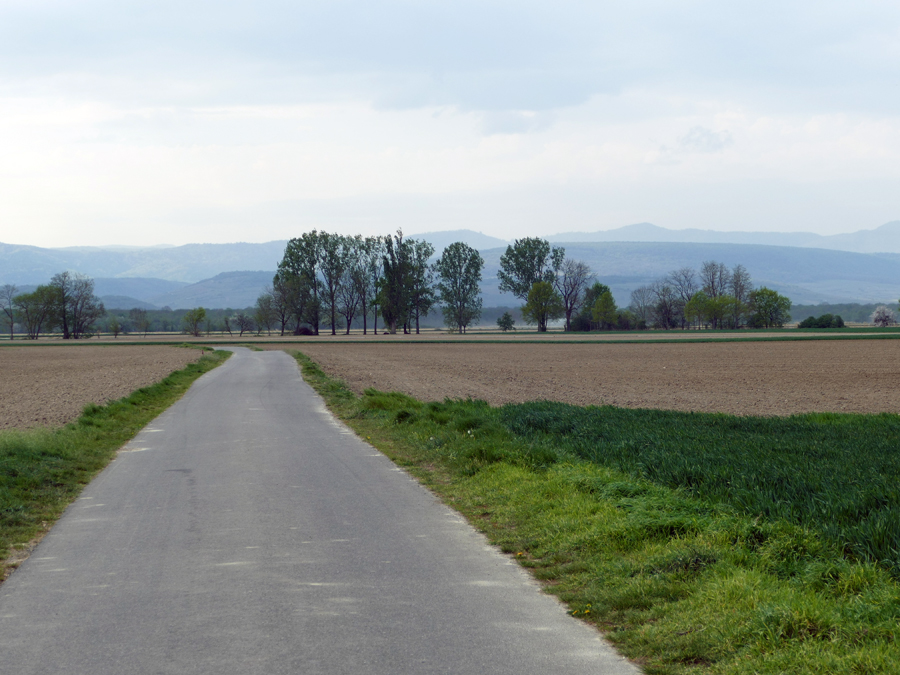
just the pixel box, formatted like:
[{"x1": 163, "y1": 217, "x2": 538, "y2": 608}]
[{"x1": 2, "y1": 0, "x2": 900, "y2": 248}]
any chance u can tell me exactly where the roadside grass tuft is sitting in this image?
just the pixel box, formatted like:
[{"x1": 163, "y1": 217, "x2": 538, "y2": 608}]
[
  {"x1": 292, "y1": 349, "x2": 900, "y2": 674},
  {"x1": 0, "y1": 349, "x2": 230, "y2": 581}
]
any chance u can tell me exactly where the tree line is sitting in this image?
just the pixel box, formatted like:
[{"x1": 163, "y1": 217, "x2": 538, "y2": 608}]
[
  {"x1": 258, "y1": 230, "x2": 485, "y2": 335},
  {"x1": 0, "y1": 234, "x2": 798, "y2": 339},
  {"x1": 628, "y1": 261, "x2": 792, "y2": 330},
  {"x1": 494, "y1": 239, "x2": 793, "y2": 331},
  {"x1": 1, "y1": 273, "x2": 105, "y2": 340}
]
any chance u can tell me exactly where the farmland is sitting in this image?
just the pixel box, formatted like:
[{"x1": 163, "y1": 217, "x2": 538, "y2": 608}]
[
  {"x1": 0, "y1": 345, "x2": 203, "y2": 429},
  {"x1": 285, "y1": 339, "x2": 900, "y2": 416}
]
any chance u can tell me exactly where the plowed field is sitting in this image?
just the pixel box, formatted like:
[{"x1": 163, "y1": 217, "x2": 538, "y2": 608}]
[
  {"x1": 0, "y1": 346, "x2": 202, "y2": 429},
  {"x1": 290, "y1": 340, "x2": 900, "y2": 416}
]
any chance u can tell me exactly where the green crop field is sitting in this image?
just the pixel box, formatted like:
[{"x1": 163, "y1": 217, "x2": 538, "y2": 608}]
[{"x1": 501, "y1": 403, "x2": 900, "y2": 574}]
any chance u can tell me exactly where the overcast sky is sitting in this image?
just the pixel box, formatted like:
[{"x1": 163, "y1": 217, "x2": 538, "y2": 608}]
[{"x1": 2, "y1": 0, "x2": 900, "y2": 247}]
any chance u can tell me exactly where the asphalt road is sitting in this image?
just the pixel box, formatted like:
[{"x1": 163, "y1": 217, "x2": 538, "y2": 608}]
[{"x1": 0, "y1": 347, "x2": 637, "y2": 674}]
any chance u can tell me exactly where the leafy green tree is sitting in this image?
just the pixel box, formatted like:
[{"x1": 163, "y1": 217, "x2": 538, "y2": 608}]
[
  {"x1": 407, "y1": 239, "x2": 436, "y2": 334},
  {"x1": 522, "y1": 281, "x2": 564, "y2": 332},
  {"x1": 497, "y1": 238, "x2": 565, "y2": 300},
  {"x1": 571, "y1": 282, "x2": 612, "y2": 330},
  {"x1": 749, "y1": 287, "x2": 791, "y2": 328},
  {"x1": 317, "y1": 232, "x2": 351, "y2": 335},
  {"x1": 706, "y1": 294, "x2": 734, "y2": 330},
  {"x1": 14, "y1": 286, "x2": 57, "y2": 339},
  {"x1": 360, "y1": 236, "x2": 384, "y2": 335},
  {"x1": 799, "y1": 313, "x2": 845, "y2": 328},
  {"x1": 108, "y1": 316, "x2": 123, "y2": 338},
  {"x1": 435, "y1": 242, "x2": 484, "y2": 334},
  {"x1": 683, "y1": 290, "x2": 709, "y2": 329},
  {"x1": 591, "y1": 291, "x2": 617, "y2": 329},
  {"x1": 183, "y1": 307, "x2": 207, "y2": 337},
  {"x1": 337, "y1": 235, "x2": 366, "y2": 335},
  {"x1": 496, "y1": 312, "x2": 515, "y2": 331},
  {"x1": 278, "y1": 230, "x2": 322, "y2": 334},
  {"x1": 380, "y1": 229, "x2": 410, "y2": 334}
]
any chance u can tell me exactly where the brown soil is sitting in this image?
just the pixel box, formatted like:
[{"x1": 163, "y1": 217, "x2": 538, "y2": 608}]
[
  {"x1": 0, "y1": 345, "x2": 203, "y2": 429},
  {"x1": 288, "y1": 341, "x2": 900, "y2": 416}
]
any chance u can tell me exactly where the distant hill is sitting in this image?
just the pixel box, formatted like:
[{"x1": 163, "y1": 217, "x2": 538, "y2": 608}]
[
  {"x1": 0, "y1": 241, "x2": 287, "y2": 284},
  {"x1": 478, "y1": 241, "x2": 900, "y2": 306},
  {"x1": 100, "y1": 296, "x2": 159, "y2": 310},
  {"x1": 149, "y1": 271, "x2": 276, "y2": 309},
  {"x1": 4, "y1": 226, "x2": 900, "y2": 309},
  {"x1": 546, "y1": 221, "x2": 900, "y2": 254},
  {"x1": 92, "y1": 277, "x2": 187, "y2": 301},
  {"x1": 408, "y1": 229, "x2": 509, "y2": 253}
]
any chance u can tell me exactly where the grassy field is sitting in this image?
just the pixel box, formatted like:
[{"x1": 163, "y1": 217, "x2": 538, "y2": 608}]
[
  {"x1": 294, "y1": 350, "x2": 900, "y2": 674},
  {"x1": 0, "y1": 349, "x2": 230, "y2": 581}
]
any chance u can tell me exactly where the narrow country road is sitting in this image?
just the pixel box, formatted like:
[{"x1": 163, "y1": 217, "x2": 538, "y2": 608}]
[{"x1": 0, "y1": 348, "x2": 636, "y2": 674}]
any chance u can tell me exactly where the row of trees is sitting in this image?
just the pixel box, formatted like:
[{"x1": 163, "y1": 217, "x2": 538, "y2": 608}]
[
  {"x1": 628, "y1": 262, "x2": 792, "y2": 329},
  {"x1": 1, "y1": 273, "x2": 105, "y2": 340},
  {"x1": 263, "y1": 230, "x2": 485, "y2": 335},
  {"x1": 493, "y1": 239, "x2": 793, "y2": 331},
  {"x1": 0, "y1": 239, "x2": 806, "y2": 339}
]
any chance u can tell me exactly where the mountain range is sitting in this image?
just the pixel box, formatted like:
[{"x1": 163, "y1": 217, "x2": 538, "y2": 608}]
[
  {"x1": 546, "y1": 221, "x2": 900, "y2": 253},
  {"x1": 3, "y1": 222, "x2": 900, "y2": 308}
]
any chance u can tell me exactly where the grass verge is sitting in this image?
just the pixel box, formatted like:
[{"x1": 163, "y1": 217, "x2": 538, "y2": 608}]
[
  {"x1": 293, "y1": 350, "x2": 900, "y2": 675},
  {"x1": 0, "y1": 349, "x2": 231, "y2": 582}
]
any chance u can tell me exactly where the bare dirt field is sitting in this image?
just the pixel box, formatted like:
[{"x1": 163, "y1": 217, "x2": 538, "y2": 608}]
[
  {"x1": 286, "y1": 340, "x2": 900, "y2": 416},
  {"x1": 0, "y1": 345, "x2": 202, "y2": 430}
]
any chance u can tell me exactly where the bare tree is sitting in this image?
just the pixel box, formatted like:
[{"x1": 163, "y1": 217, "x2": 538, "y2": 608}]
[
  {"x1": 49, "y1": 272, "x2": 105, "y2": 339},
  {"x1": 629, "y1": 286, "x2": 654, "y2": 324},
  {"x1": 699, "y1": 261, "x2": 729, "y2": 298},
  {"x1": 554, "y1": 259, "x2": 593, "y2": 331},
  {"x1": 699, "y1": 262, "x2": 729, "y2": 328},
  {"x1": 1, "y1": 284, "x2": 17, "y2": 340},
  {"x1": 337, "y1": 266, "x2": 363, "y2": 334},
  {"x1": 667, "y1": 267, "x2": 697, "y2": 329},
  {"x1": 649, "y1": 280, "x2": 678, "y2": 329},
  {"x1": 235, "y1": 312, "x2": 255, "y2": 337},
  {"x1": 728, "y1": 264, "x2": 753, "y2": 328},
  {"x1": 255, "y1": 293, "x2": 276, "y2": 335}
]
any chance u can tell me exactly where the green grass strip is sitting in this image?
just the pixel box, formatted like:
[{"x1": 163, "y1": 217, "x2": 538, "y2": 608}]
[
  {"x1": 293, "y1": 350, "x2": 900, "y2": 675},
  {"x1": 0, "y1": 349, "x2": 231, "y2": 580}
]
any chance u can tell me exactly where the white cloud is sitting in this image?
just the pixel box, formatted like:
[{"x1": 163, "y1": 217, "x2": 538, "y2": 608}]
[{"x1": 2, "y1": 1, "x2": 900, "y2": 246}]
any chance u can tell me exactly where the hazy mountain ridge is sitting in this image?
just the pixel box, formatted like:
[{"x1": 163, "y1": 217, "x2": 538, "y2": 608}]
[
  {"x1": 0, "y1": 241, "x2": 288, "y2": 284},
  {"x1": 546, "y1": 221, "x2": 900, "y2": 253},
  {"x1": 3, "y1": 227, "x2": 900, "y2": 308}
]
